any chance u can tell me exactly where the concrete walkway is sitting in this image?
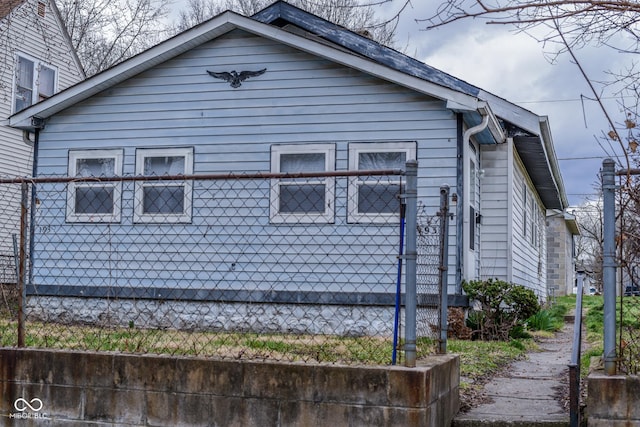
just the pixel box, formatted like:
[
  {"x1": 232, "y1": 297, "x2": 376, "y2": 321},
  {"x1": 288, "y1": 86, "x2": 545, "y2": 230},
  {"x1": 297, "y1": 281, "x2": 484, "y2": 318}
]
[{"x1": 452, "y1": 323, "x2": 574, "y2": 427}]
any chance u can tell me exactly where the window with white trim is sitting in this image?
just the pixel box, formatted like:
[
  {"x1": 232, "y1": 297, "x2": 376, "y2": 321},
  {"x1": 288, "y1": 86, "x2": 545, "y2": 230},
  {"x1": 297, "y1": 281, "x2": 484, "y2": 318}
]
[
  {"x1": 531, "y1": 202, "x2": 539, "y2": 247},
  {"x1": 14, "y1": 53, "x2": 57, "y2": 113},
  {"x1": 270, "y1": 144, "x2": 335, "y2": 223},
  {"x1": 134, "y1": 147, "x2": 194, "y2": 223},
  {"x1": 348, "y1": 142, "x2": 416, "y2": 223},
  {"x1": 67, "y1": 150, "x2": 123, "y2": 223}
]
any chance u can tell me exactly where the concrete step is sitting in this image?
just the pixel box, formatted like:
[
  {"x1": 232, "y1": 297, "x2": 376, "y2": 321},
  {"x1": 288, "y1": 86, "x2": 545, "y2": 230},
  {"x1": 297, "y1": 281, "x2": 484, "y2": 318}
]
[{"x1": 452, "y1": 418, "x2": 569, "y2": 427}]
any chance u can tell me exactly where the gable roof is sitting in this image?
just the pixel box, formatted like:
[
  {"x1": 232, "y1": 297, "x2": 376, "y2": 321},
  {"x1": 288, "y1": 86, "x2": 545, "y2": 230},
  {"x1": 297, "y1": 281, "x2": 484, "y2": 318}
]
[
  {"x1": 8, "y1": 1, "x2": 567, "y2": 209},
  {"x1": 9, "y1": 10, "x2": 489, "y2": 129}
]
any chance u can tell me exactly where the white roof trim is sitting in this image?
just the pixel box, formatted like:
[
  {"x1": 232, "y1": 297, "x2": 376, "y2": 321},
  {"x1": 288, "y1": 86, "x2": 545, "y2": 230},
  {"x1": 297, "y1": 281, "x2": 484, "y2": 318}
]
[
  {"x1": 477, "y1": 89, "x2": 540, "y2": 135},
  {"x1": 10, "y1": 11, "x2": 481, "y2": 130},
  {"x1": 48, "y1": 0, "x2": 86, "y2": 78},
  {"x1": 539, "y1": 116, "x2": 569, "y2": 209}
]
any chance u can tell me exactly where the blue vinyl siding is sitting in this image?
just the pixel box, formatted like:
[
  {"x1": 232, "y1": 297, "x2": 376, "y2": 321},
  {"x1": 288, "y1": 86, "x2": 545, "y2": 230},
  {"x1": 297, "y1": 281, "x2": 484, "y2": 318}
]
[{"x1": 32, "y1": 30, "x2": 458, "y2": 299}]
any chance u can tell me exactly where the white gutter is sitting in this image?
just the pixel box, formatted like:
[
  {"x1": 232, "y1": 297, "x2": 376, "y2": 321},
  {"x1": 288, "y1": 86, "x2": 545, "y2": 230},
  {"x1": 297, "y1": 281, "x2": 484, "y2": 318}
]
[{"x1": 464, "y1": 110, "x2": 490, "y2": 144}]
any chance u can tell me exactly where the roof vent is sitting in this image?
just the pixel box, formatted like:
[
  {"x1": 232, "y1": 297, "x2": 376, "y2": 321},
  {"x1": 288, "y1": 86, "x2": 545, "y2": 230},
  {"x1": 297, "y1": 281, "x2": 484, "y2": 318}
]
[{"x1": 37, "y1": 1, "x2": 45, "y2": 18}]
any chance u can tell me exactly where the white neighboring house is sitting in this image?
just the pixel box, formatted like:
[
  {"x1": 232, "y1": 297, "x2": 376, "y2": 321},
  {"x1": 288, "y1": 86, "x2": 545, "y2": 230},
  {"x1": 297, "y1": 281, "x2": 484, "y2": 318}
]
[{"x1": 0, "y1": 0, "x2": 84, "y2": 276}]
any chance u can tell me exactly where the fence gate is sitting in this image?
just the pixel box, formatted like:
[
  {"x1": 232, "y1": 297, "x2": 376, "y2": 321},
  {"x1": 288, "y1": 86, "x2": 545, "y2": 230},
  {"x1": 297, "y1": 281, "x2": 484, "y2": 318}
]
[{"x1": 416, "y1": 185, "x2": 451, "y2": 353}]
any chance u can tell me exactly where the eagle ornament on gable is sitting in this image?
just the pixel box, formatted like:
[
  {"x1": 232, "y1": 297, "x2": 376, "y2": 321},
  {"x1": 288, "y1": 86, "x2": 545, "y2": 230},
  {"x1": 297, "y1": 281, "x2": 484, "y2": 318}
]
[{"x1": 206, "y1": 69, "x2": 267, "y2": 88}]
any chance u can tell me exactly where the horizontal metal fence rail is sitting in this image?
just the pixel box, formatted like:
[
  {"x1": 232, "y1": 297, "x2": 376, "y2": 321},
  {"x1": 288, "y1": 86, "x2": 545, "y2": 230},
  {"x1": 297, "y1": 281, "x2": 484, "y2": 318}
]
[
  {"x1": 0, "y1": 169, "x2": 405, "y2": 184},
  {"x1": 0, "y1": 169, "x2": 442, "y2": 365}
]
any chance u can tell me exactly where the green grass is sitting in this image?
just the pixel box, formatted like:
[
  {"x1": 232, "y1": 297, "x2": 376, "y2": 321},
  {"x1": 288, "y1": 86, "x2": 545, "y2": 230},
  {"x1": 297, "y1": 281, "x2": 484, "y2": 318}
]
[
  {"x1": 0, "y1": 293, "x2": 623, "y2": 376},
  {"x1": 585, "y1": 294, "x2": 640, "y2": 374},
  {"x1": 450, "y1": 339, "x2": 533, "y2": 379},
  {"x1": 0, "y1": 318, "x2": 440, "y2": 365},
  {"x1": 564, "y1": 294, "x2": 640, "y2": 375}
]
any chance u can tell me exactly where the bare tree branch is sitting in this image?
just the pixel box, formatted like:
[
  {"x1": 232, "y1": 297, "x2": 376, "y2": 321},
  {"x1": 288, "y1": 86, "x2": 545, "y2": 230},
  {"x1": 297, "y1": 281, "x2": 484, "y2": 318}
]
[
  {"x1": 420, "y1": 1, "x2": 640, "y2": 53},
  {"x1": 58, "y1": 0, "x2": 171, "y2": 76},
  {"x1": 171, "y1": 0, "x2": 398, "y2": 47}
]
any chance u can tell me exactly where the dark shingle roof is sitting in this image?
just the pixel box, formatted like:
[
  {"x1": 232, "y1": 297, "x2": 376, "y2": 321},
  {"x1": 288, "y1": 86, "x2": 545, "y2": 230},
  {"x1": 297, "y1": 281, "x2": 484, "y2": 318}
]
[{"x1": 253, "y1": 2, "x2": 481, "y2": 98}]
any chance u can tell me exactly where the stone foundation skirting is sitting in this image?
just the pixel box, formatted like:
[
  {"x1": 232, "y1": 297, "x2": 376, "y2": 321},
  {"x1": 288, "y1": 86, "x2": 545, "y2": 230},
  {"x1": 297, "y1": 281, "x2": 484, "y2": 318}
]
[{"x1": 25, "y1": 296, "x2": 441, "y2": 337}]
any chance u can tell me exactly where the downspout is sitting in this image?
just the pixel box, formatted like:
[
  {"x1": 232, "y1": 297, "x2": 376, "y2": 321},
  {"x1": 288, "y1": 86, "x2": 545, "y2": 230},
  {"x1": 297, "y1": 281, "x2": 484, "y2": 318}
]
[
  {"x1": 456, "y1": 115, "x2": 464, "y2": 293},
  {"x1": 456, "y1": 110, "x2": 490, "y2": 293}
]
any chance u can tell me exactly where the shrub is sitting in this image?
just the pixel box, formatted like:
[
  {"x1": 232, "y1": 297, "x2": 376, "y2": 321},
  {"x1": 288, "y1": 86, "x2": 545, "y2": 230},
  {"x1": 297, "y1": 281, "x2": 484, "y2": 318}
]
[
  {"x1": 526, "y1": 310, "x2": 555, "y2": 332},
  {"x1": 463, "y1": 278, "x2": 540, "y2": 341},
  {"x1": 509, "y1": 324, "x2": 532, "y2": 339}
]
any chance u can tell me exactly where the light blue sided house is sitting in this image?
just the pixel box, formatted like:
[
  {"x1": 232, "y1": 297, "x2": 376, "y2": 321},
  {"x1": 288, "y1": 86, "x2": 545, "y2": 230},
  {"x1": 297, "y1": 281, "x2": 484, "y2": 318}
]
[{"x1": 9, "y1": 2, "x2": 574, "y2": 334}]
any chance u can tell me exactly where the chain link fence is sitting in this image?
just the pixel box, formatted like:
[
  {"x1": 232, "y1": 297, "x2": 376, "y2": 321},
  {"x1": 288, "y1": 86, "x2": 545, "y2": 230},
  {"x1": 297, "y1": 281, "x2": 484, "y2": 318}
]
[
  {"x1": 0, "y1": 169, "x2": 450, "y2": 366},
  {"x1": 618, "y1": 261, "x2": 640, "y2": 374},
  {"x1": 602, "y1": 160, "x2": 640, "y2": 375},
  {"x1": 0, "y1": 182, "x2": 21, "y2": 320},
  {"x1": 416, "y1": 208, "x2": 442, "y2": 338}
]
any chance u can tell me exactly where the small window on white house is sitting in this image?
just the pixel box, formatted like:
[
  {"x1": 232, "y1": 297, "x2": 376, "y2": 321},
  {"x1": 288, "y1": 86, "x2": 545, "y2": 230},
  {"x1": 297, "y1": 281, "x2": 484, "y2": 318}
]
[
  {"x1": 348, "y1": 142, "x2": 416, "y2": 223},
  {"x1": 531, "y1": 203, "x2": 539, "y2": 247},
  {"x1": 67, "y1": 150, "x2": 123, "y2": 223},
  {"x1": 134, "y1": 147, "x2": 194, "y2": 223},
  {"x1": 14, "y1": 54, "x2": 57, "y2": 113},
  {"x1": 270, "y1": 144, "x2": 335, "y2": 223}
]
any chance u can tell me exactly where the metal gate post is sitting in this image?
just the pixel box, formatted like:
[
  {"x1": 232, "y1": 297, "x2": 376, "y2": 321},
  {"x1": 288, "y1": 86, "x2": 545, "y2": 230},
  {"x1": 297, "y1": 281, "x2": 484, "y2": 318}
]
[
  {"x1": 18, "y1": 181, "x2": 28, "y2": 347},
  {"x1": 602, "y1": 158, "x2": 617, "y2": 375},
  {"x1": 438, "y1": 185, "x2": 450, "y2": 354},
  {"x1": 404, "y1": 160, "x2": 418, "y2": 367}
]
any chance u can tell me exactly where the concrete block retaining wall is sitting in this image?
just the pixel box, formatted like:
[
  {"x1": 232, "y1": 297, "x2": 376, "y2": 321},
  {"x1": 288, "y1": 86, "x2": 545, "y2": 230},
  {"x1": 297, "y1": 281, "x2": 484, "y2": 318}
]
[
  {"x1": 0, "y1": 349, "x2": 459, "y2": 426},
  {"x1": 587, "y1": 371, "x2": 640, "y2": 426}
]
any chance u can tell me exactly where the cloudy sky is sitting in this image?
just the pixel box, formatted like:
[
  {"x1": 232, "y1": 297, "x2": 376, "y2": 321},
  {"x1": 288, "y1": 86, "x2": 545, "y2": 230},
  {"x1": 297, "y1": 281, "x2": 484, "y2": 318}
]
[
  {"x1": 167, "y1": 1, "x2": 628, "y2": 207},
  {"x1": 379, "y1": 2, "x2": 626, "y2": 208}
]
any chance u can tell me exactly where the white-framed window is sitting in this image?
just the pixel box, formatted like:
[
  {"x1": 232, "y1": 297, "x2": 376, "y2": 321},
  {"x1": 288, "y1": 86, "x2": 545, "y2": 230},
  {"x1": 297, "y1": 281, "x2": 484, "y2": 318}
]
[
  {"x1": 134, "y1": 147, "x2": 194, "y2": 223},
  {"x1": 531, "y1": 202, "x2": 539, "y2": 248},
  {"x1": 522, "y1": 182, "x2": 542, "y2": 248},
  {"x1": 66, "y1": 150, "x2": 123, "y2": 223},
  {"x1": 14, "y1": 53, "x2": 57, "y2": 113},
  {"x1": 348, "y1": 141, "x2": 416, "y2": 223},
  {"x1": 270, "y1": 144, "x2": 335, "y2": 223}
]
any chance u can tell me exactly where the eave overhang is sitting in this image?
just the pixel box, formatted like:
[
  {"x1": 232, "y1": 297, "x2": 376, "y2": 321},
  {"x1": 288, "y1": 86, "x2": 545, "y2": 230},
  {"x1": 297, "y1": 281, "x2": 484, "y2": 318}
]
[
  {"x1": 565, "y1": 214, "x2": 580, "y2": 236},
  {"x1": 513, "y1": 135, "x2": 565, "y2": 210}
]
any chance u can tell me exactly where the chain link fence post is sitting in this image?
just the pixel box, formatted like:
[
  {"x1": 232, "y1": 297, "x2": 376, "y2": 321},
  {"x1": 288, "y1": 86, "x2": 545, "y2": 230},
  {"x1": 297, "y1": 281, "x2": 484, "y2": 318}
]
[
  {"x1": 438, "y1": 185, "x2": 450, "y2": 354},
  {"x1": 404, "y1": 160, "x2": 418, "y2": 367},
  {"x1": 18, "y1": 181, "x2": 29, "y2": 347},
  {"x1": 602, "y1": 158, "x2": 617, "y2": 375}
]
